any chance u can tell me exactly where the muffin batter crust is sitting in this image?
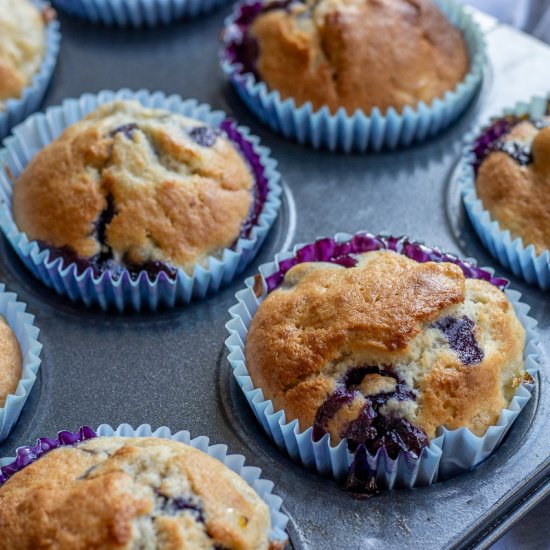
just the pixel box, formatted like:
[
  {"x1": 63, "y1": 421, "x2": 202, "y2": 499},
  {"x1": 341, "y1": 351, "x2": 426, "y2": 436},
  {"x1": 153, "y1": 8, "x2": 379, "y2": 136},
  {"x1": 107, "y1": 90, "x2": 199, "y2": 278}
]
[
  {"x1": 0, "y1": 437, "x2": 277, "y2": 550},
  {"x1": 0, "y1": 315, "x2": 21, "y2": 408},
  {"x1": 249, "y1": 0, "x2": 468, "y2": 114},
  {"x1": 246, "y1": 251, "x2": 526, "y2": 448},
  {"x1": 13, "y1": 101, "x2": 254, "y2": 273}
]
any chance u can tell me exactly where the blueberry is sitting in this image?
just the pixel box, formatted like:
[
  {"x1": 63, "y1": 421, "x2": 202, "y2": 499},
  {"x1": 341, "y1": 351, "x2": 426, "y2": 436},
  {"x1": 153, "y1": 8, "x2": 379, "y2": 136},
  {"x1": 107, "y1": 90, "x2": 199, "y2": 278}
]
[
  {"x1": 344, "y1": 444, "x2": 379, "y2": 496},
  {"x1": 110, "y1": 123, "x2": 138, "y2": 140},
  {"x1": 341, "y1": 403, "x2": 377, "y2": 449},
  {"x1": 343, "y1": 366, "x2": 396, "y2": 389},
  {"x1": 371, "y1": 417, "x2": 428, "y2": 460},
  {"x1": 156, "y1": 491, "x2": 205, "y2": 523},
  {"x1": 188, "y1": 126, "x2": 220, "y2": 148},
  {"x1": 493, "y1": 139, "x2": 532, "y2": 166},
  {"x1": 471, "y1": 114, "x2": 550, "y2": 173},
  {"x1": 534, "y1": 119, "x2": 550, "y2": 130},
  {"x1": 95, "y1": 195, "x2": 116, "y2": 248},
  {"x1": 433, "y1": 316, "x2": 484, "y2": 365},
  {"x1": 313, "y1": 366, "x2": 427, "y2": 461},
  {"x1": 312, "y1": 388, "x2": 355, "y2": 442}
]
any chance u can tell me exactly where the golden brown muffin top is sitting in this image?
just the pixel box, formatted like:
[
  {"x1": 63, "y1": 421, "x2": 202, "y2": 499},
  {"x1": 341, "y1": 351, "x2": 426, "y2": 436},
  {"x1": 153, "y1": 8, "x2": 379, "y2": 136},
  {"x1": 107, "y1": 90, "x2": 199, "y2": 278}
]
[
  {"x1": 0, "y1": 0, "x2": 45, "y2": 110},
  {"x1": 0, "y1": 315, "x2": 22, "y2": 408},
  {"x1": 476, "y1": 120, "x2": 550, "y2": 255},
  {"x1": 246, "y1": 251, "x2": 526, "y2": 448},
  {"x1": 250, "y1": 0, "x2": 468, "y2": 114},
  {"x1": 13, "y1": 101, "x2": 254, "y2": 274},
  {"x1": 0, "y1": 437, "x2": 280, "y2": 550}
]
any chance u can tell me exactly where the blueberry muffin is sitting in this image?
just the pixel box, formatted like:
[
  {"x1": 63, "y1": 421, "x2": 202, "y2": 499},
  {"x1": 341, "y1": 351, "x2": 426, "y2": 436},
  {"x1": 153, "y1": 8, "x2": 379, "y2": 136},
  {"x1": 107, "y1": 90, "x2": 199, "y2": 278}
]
[
  {"x1": 0, "y1": 436, "x2": 279, "y2": 550},
  {"x1": 0, "y1": 316, "x2": 22, "y2": 408},
  {"x1": 246, "y1": 250, "x2": 527, "y2": 458},
  {"x1": 0, "y1": 0, "x2": 46, "y2": 111},
  {"x1": 231, "y1": 0, "x2": 468, "y2": 114},
  {"x1": 12, "y1": 100, "x2": 255, "y2": 278},
  {"x1": 474, "y1": 112, "x2": 550, "y2": 255}
]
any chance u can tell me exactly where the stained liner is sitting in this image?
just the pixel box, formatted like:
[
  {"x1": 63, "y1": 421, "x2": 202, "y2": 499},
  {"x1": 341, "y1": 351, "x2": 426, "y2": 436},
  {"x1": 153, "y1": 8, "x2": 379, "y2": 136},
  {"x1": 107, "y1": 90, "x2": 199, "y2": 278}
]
[
  {"x1": 460, "y1": 94, "x2": 550, "y2": 289},
  {"x1": 0, "y1": 89, "x2": 282, "y2": 311},
  {"x1": 225, "y1": 232, "x2": 540, "y2": 489},
  {"x1": 220, "y1": 0, "x2": 486, "y2": 152},
  {"x1": 0, "y1": 424, "x2": 289, "y2": 545},
  {"x1": 0, "y1": 284, "x2": 42, "y2": 444},
  {"x1": 0, "y1": 1, "x2": 61, "y2": 140}
]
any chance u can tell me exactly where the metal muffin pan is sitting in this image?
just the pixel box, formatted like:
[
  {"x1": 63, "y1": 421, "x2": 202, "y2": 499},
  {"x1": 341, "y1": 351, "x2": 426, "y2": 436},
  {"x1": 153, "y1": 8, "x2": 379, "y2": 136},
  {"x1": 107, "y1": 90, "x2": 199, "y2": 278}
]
[{"x1": 0, "y1": 7, "x2": 548, "y2": 549}]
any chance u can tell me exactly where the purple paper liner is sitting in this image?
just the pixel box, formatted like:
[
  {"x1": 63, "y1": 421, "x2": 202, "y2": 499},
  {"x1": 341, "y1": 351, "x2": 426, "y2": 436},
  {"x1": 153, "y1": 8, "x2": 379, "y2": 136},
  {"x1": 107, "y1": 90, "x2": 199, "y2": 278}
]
[
  {"x1": 223, "y1": 119, "x2": 269, "y2": 242},
  {"x1": 0, "y1": 426, "x2": 96, "y2": 484},
  {"x1": 265, "y1": 233, "x2": 509, "y2": 292}
]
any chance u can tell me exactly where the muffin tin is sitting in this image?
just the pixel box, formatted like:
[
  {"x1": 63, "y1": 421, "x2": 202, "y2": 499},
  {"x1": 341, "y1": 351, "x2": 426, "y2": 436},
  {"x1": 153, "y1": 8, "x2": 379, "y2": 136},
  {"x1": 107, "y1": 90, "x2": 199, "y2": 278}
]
[{"x1": 0, "y1": 7, "x2": 549, "y2": 549}]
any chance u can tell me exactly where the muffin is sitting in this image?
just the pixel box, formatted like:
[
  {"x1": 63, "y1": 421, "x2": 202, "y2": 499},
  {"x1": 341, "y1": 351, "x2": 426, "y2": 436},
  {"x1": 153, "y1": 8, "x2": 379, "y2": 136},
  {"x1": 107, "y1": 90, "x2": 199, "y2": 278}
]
[
  {"x1": 0, "y1": 0, "x2": 46, "y2": 111},
  {"x1": 231, "y1": 0, "x2": 468, "y2": 114},
  {"x1": 245, "y1": 249, "x2": 527, "y2": 458},
  {"x1": 0, "y1": 436, "x2": 278, "y2": 549},
  {"x1": 0, "y1": 315, "x2": 22, "y2": 408},
  {"x1": 12, "y1": 100, "x2": 255, "y2": 278},
  {"x1": 474, "y1": 113, "x2": 550, "y2": 255}
]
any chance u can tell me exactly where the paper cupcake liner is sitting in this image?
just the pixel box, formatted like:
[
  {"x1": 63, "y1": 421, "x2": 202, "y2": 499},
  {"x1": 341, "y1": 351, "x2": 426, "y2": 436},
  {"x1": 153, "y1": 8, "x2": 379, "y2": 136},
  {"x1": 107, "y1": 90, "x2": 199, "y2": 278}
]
[
  {"x1": 0, "y1": 2, "x2": 61, "y2": 141},
  {"x1": 225, "y1": 232, "x2": 540, "y2": 489},
  {"x1": 0, "y1": 424, "x2": 289, "y2": 545},
  {"x1": 460, "y1": 94, "x2": 550, "y2": 289},
  {"x1": 0, "y1": 89, "x2": 282, "y2": 311},
  {"x1": 220, "y1": 0, "x2": 486, "y2": 152},
  {"x1": 51, "y1": 0, "x2": 231, "y2": 27},
  {"x1": 0, "y1": 284, "x2": 42, "y2": 444}
]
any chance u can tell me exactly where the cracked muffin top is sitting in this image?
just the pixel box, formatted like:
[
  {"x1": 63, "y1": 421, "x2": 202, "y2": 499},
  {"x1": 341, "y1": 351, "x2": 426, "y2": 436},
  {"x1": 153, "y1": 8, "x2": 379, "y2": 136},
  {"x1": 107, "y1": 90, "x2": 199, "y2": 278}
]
[
  {"x1": 0, "y1": 0, "x2": 46, "y2": 111},
  {"x1": 0, "y1": 436, "x2": 279, "y2": 550},
  {"x1": 0, "y1": 315, "x2": 22, "y2": 409},
  {"x1": 12, "y1": 101, "x2": 254, "y2": 275},
  {"x1": 236, "y1": 0, "x2": 468, "y2": 114},
  {"x1": 246, "y1": 250, "x2": 527, "y2": 458},
  {"x1": 474, "y1": 116, "x2": 550, "y2": 255}
]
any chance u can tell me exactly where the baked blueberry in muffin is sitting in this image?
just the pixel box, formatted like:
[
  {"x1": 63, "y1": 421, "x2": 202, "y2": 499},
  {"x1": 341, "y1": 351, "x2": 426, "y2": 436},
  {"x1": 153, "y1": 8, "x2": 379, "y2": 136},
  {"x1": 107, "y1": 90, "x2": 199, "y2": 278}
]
[
  {"x1": 0, "y1": 0, "x2": 47, "y2": 111},
  {"x1": 246, "y1": 249, "x2": 527, "y2": 460},
  {"x1": 0, "y1": 436, "x2": 279, "y2": 549},
  {"x1": 227, "y1": 0, "x2": 468, "y2": 114},
  {"x1": 0, "y1": 315, "x2": 22, "y2": 409},
  {"x1": 473, "y1": 104, "x2": 550, "y2": 255},
  {"x1": 12, "y1": 100, "x2": 262, "y2": 280}
]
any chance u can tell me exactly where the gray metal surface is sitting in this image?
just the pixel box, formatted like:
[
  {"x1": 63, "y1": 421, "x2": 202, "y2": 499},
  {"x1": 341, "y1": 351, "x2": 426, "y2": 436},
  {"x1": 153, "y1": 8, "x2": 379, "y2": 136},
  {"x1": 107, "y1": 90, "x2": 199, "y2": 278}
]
[{"x1": 0, "y1": 7, "x2": 548, "y2": 549}]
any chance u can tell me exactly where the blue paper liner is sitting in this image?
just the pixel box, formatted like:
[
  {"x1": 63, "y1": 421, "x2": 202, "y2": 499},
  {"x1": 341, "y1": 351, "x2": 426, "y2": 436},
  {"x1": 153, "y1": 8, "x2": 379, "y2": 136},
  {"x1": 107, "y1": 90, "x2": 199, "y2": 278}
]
[
  {"x1": 51, "y1": 0, "x2": 231, "y2": 27},
  {"x1": 0, "y1": 89, "x2": 282, "y2": 311},
  {"x1": 0, "y1": 424, "x2": 289, "y2": 545},
  {"x1": 0, "y1": 1, "x2": 61, "y2": 140},
  {"x1": 460, "y1": 94, "x2": 550, "y2": 289},
  {"x1": 0, "y1": 284, "x2": 42, "y2": 444},
  {"x1": 220, "y1": 0, "x2": 486, "y2": 152},
  {"x1": 225, "y1": 232, "x2": 540, "y2": 489}
]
